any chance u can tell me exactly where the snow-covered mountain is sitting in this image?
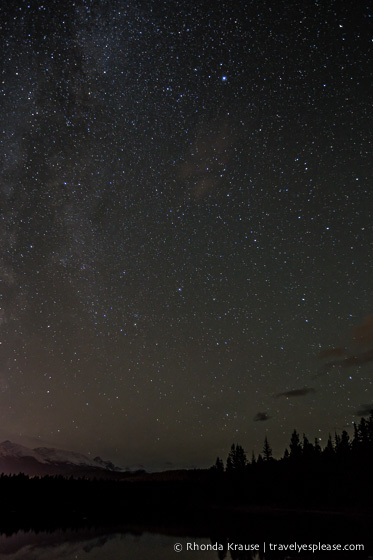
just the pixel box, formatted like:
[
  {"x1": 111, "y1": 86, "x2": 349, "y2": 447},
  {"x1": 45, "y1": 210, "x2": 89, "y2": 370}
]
[
  {"x1": 0, "y1": 440, "x2": 49, "y2": 463},
  {"x1": 0, "y1": 440, "x2": 123, "y2": 476},
  {"x1": 34, "y1": 446, "x2": 102, "y2": 468}
]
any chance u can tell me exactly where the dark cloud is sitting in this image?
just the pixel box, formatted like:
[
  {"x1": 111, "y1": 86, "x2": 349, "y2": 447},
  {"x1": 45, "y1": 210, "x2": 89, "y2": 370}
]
[
  {"x1": 355, "y1": 404, "x2": 373, "y2": 417},
  {"x1": 317, "y1": 350, "x2": 373, "y2": 376},
  {"x1": 253, "y1": 412, "x2": 270, "y2": 422},
  {"x1": 276, "y1": 387, "x2": 316, "y2": 398}
]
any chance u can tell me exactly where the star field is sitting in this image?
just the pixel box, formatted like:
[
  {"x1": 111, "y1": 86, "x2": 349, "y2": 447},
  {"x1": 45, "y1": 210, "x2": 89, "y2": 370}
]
[{"x1": 1, "y1": 0, "x2": 372, "y2": 469}]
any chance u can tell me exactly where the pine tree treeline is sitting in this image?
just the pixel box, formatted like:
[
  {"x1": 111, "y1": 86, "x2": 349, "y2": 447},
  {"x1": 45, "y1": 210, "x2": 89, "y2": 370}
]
[
  {"x1": 210, "y1": 411, "x2": 373, "y2": 508},
  {"x1": 212, "y1": 411, "x2": 373, "y2": 473}
]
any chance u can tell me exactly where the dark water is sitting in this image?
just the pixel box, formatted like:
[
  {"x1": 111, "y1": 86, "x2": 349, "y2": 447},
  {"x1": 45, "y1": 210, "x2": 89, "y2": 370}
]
[
  {"x1": 1, "y1": 531, "x2": 217, "y2": 560},
  {"x1": 0, "y1": 527, "x2": 370, "y2": 560}
]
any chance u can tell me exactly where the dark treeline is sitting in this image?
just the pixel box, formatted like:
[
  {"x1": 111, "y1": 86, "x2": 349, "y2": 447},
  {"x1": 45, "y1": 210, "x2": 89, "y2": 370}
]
[
  {"x1": 0, "y1": 469, "x2": 223, "y2": 534},
  {"x1": 211, "y1": 412, "x2": 373, "y2": 508}
]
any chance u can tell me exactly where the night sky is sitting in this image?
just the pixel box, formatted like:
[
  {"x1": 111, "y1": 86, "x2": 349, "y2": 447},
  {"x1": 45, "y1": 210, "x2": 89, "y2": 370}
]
[{"x1": 1, "y1": 0, "x2": 372, "y2": 470}]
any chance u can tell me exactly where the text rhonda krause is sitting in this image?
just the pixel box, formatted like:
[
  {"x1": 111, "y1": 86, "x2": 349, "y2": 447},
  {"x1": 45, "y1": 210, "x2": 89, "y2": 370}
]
[
  {"x1": 186, "y1": 543, "x2": 259, "y2": 552},
  {"x1": 185, "y1": 542, "x2": 364, "y2": 553}
]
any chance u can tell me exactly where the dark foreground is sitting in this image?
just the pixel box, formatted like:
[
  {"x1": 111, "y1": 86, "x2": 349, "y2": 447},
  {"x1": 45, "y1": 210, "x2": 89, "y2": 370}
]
[{"x1": 0, "y1": 469, "x2": 372, "y2": 558}]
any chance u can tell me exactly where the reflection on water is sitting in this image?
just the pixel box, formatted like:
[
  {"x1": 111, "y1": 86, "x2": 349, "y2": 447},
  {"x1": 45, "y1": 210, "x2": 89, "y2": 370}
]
[
  {"x1": 0, "y1": 531, "x2": 218, "y2": 560},
  {"x1": 0, "y1": 528, "x2": 370, "y2": 560}
]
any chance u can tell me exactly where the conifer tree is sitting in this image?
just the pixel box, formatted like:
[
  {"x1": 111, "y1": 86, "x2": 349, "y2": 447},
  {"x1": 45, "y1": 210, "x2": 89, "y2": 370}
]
[
  {"x1": 314, "y1": 438, "x2": 322, "y2": 456},
  {"x1": 262, "y1": 436, "x2": 273, "y2": 461},
  {"x1": 336, "y1": 430, "x2": 350, "y2": 457},
  {"x1": 234, "y1": 444, "x2": 248, "y2": 471},
  {"x1": 368, "y1": 410, "x2": 373, "y2": 444},
  {"x1": 212, "y1": 456, "x2": 224, "y2": 472},
  {"x1": 359, "y1": 418, "x2": 369, "y2": 448},
  {"x1": 302, "y1": 434, "x2": 314, "y2": 460},
  {"x1": 367, "y1": 411, "x2": 373, "y2": 461},
  {"x1": 226, "y1": 443, "x2": 247, "y2": 472},
  {"x1": 352, "y1": 422, "x2": 360, "y2": 450},
  {"x1": 323, "y1": 434, "x2": 335, "y2": 459},
  {"x1": 289, "y1": 429, "x2": 302, "y2": 460}
]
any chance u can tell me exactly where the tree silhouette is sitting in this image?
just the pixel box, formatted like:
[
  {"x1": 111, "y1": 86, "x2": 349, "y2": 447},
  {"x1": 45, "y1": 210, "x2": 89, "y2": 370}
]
[
  {"x1": 314, "y1": 438, "x2": 322, "y2": 456},
  {"x1": 335, "y1": 430, "x2": 350, "y2": 458},
  {"x1": 226, "y1": 444, "x2": 247, "y2": 473},
  {"x1": 211, "y1": 457, "x2": 224, "y2": 473},
  {"x1": 367, "y1": 410, "x2": 373, "y2": 444},
  {"x1": 323, "y1": 434, "x2": 335, "y2": 459},
  {"x1": 302, "y1": 434, "x2": 315, "y2": 461},
  {"x1": 289, "y1": 429, "x2": 302, "y2": 460},
  {"x1": 262, "y1": 436, "x2": 273, "y2": 461}
]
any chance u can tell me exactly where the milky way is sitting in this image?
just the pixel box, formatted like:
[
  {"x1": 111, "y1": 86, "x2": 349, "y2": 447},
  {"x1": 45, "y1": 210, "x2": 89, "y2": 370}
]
[{"x1": 1, "y1": 0, "x2": 372, "y2": 469}]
